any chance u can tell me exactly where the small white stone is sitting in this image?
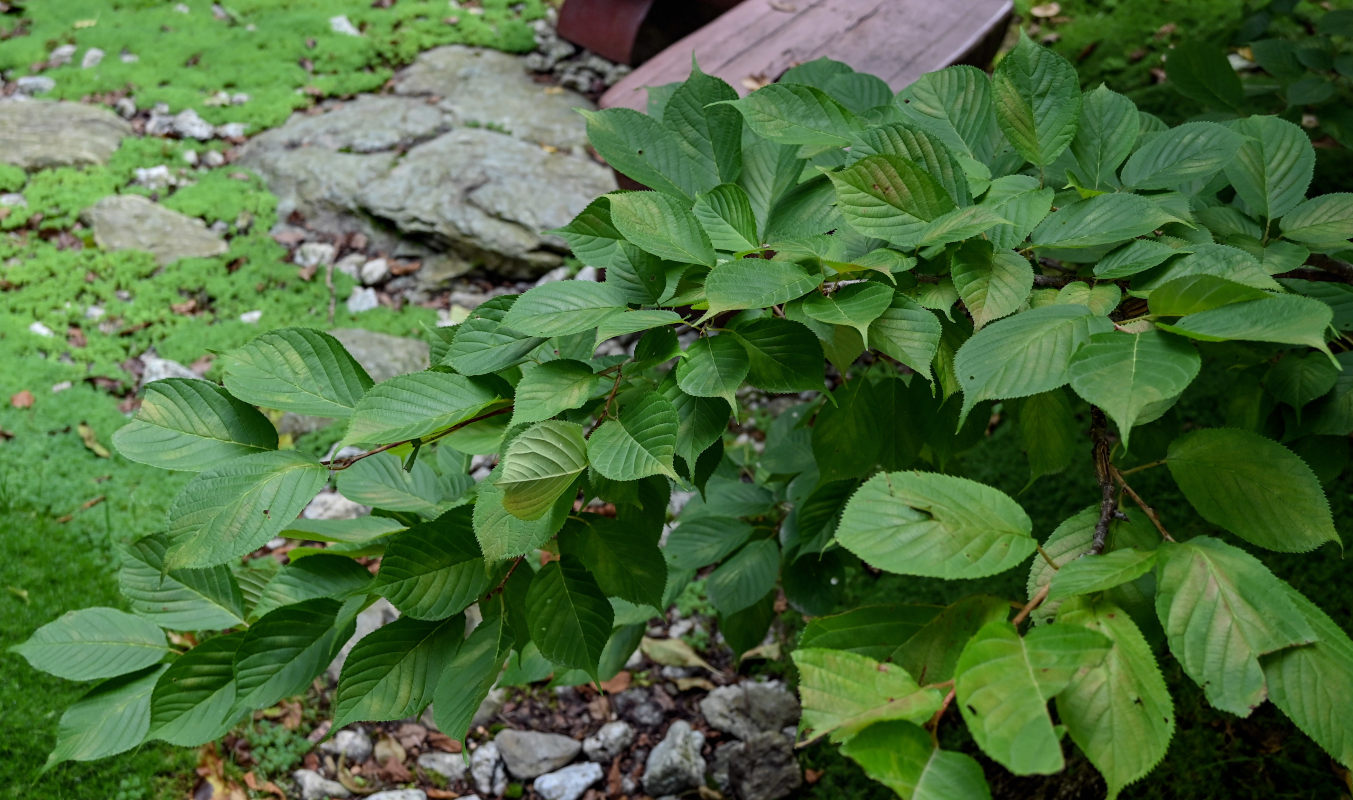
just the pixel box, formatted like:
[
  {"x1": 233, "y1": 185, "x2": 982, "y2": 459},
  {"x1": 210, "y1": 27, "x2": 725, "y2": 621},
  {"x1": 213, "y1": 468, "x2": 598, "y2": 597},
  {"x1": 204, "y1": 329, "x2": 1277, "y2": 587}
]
[
  {"x1": 114, "y1": 97, "x2": 136, "y2": 118},
  {"x1": 28, "y1": 322, "x2": 54, "y2": 338},
  {"x1": 534, "y1": 762, "x2": 603, "y2": 800},
  {"x1": 359, "y1": 258, "x2": 390, "y2": 285},
  {"x1": 81, "y1": 47, "x2": 104, "y2": 69},
  {"x1": 49, "y1": 44, "x2": 77, "y2": 66},
  {"x1": 216, "y1": 122, "x2": 247, "y2": 139},
  {"x1": 84, "y1": 305, "x2": 105, "y2": 321},
  {"x1": 367, "y1": 791, "x2": 426, "y2": 800},
  {"x1": 346, "y1": 287, "x2": 379, "y2": 314},
  {"x1": 51, "y1": 381, "x2": 73, "y2": 393},
  {"x1": 182, "y1": 150, "x2": 199, "y2": 166},
  {"x1": 292, "y1": 769, "x2": 351, "y2": 800},
  {"x1": 303, "y1": 491, "x2": 370, "y2": 521},
  {"x1": 232, "y1": 92, "x2": 251, "y2": 105},
  {"x1": 174, "y1": 2, "x2": 190, "y2": 12},
  {"x1": 172, "y1": 108, "x2": 215, "y2": 140},
  {"x1": 583, "y1": 721, "x2": 634, "y2": 762},
  {"x1": 15, "y1": 76, "x2": 55, "y2": 95},
  {"x1": 417, "y1": 751, "x2": 468, "y2": 782},
  {"x1": 320, "y1": 728, "x2": 374, "y2": 763},
  {"x1": 295, "y1": 242, "x2": 336, "y2": 268},
  {"x1": 203, "y1": 150, "x2": 226, "y2": 167},
  {"x1": 133, "y1": 165, "x2": 173, "y2": 190},
  {"x1": 574, "y1": 265, "x2": 598, "y2": 282},
  {"x1": 330, "y1": 15, "x2": 362, "y2": 36},
  {"x1": 0, "y1": 194, "x2": 26, "y2": 207},
  {"x1": 239, "y1": 310, "x2": 263, "y2": 324},
  {"x1": 333, "y1": 253, "x2": 364, "y2": 279},
  {"x1": 204, "y1": 91, "x2": 231, "y2": 107},
  {"x1": 119, "y1": 51, "x2": 139, "y2": 63}
]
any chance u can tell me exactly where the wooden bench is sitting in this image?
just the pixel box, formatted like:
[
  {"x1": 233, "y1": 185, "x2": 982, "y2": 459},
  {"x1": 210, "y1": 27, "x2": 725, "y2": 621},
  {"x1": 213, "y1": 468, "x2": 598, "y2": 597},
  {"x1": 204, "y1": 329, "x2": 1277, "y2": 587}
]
[{"x1": 588, "y1": 0, "x2": 1013, "y2": 111}]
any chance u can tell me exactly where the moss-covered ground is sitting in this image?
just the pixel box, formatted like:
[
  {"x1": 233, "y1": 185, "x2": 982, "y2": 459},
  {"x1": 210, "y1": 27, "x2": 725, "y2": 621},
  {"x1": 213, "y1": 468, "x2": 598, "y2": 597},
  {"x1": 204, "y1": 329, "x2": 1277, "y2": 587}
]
[{"x1": 0, "y1": 1, "x2": 543, "y2": 794}]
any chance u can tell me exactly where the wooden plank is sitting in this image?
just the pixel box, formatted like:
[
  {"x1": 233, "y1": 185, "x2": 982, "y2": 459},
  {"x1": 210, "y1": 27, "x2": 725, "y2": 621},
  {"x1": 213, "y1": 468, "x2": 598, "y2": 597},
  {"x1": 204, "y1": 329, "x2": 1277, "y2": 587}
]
[
  {"x1": 600, "y1": 0, "x2": 1012, "y2": 111},
  {"x1": 556, "y1": 0, "x2": 656, "y2": 64}
]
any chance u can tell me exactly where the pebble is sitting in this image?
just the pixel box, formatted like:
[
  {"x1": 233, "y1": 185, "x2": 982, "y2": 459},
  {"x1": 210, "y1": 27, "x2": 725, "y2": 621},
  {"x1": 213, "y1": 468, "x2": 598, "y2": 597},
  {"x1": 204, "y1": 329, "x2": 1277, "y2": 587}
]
[
  {"x1": 81, "y1": 47, "x2": 104, "y2": 69},
  {"x1": 140, "y1": 354, "x2": 200, "y2": 385},
  {"x1": 203, "y1": 150, "x2": 226, "y2": 167},
  {"x1": 470, "y1": 741, "x2": 508, "y2": 797},
  {"x1": 583, "y1": 720, "x2": 634, "y2": 762},
  {"x1": 417, "y1": 751, "x2": 467, "y2": 782},
  {"x1": 533, "y1": 762, "x2": 603, "y2": 800},
  {"x1": 295, "y1": 242, "x2": 336, "y2": 268},
  {"x1": 173, "y1": 108, "x2": 215, "y2": 140},
  {"x1": 304, "y1": 491, "x2": 370, "y2": 521},
  {"x1": 330, "y1": 15, "x2": 362, "y2": 36},
  {"x1": 334, "y1": 253, "x2": 365, "y2": 280},
  {"x1": 360, "y1": 257, "x2": 390, "y2": 285},
  {"x1": 699, "y1": 681, "x2": 800, "y2": 741},
  {"x1": 49, "y1": 44, "x2": 77, "y2": 66},
  {"x1": 120, "y1": 51, "x2": 139, "y2": 63},
  {"x1": 115, "y1": 97, "x2": 137, "y2": 118},
  {"x1": 28, "y1": 322, "x2": 54, "y2": 338},
  {"x1": 496, "y1": 730, "x2": 582, "y2": 779},
  {"x1": 51, "y1": 381, "x2": 72, "y2": 393},
  {"x1": 613, "y1": 688, "x2": 665, "y2": 727},
  {"x1": 15, "y1": 76, "x2": 55, "y2": 95},
  {"x1": 134, "y1": 165, "x2": 174, "y2": 190},
  {"x1": 574, "y1": 265, "x2": 598, "y2": 282},
  {"x1": 292, "y1": 769, "x2": 351, "y2": 800},
  {"x1": 346, "y1": 287, "x2": 380, "y2": 313},
  {"x1": 182, "y1": 149, "x2": 199, "y2": 166},
  {"x1": 643, "y1": 720, "x2": 706, "y2": 796},
  {"x1": 0, "y1": 194, "x2": 26, "y2": 207},
  {"x1": 320, "y1": 728, "x2": 373, "y2": 763},
  {"x1": 217, "y1": 121, "x2": 248, "y2": 139},
  {"x1": 239, "y1": 310, "x2": 263, "y2": 324},
  {"x1": 84, "y1": 305, "x2": 105, "y2": 320},
  {"x1": 367, "y1": 791, "x2": 426, "y2": 800}
]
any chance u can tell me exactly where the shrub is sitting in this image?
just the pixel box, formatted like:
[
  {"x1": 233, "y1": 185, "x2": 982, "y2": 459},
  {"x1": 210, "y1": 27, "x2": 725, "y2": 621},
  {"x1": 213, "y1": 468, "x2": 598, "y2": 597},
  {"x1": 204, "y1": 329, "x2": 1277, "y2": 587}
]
[{"x1": 14, "y1": 33, "x2": 1353, "y2": 798}]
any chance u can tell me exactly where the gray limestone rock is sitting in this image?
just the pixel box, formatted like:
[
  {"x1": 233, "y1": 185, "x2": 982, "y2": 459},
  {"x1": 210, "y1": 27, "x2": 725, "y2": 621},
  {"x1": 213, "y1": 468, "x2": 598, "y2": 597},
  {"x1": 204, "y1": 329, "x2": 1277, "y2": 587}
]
[
  {"x1": 470, "y1": 741, "x2": 508, "y2": 797},
  {"x1": 172, "y1": 108, "x2": 215, "y2": 140},
  {"x1": 320, "y1": 728, "x2": 373, "y2": 763},
  {"x1": 583, "y1": 720, "x2": 634, "y2": 762},
  {"x1": 303, "y1": 491, "x2": 369, "y2": 521},
  {"x1": 496, "y1": 730, "x2": 582, "y2": 779},
  {"x1": 417, "y1": 751, "x2": 467, "y2": 782},
  {"x1": 82, "y1": 195, "x2": 228, "y2": 265},
  {"x1": 643, "y1": 720, "x2": 706, "y2": 796},
  {"x1": 327, "y1": 598, "x2": 399, "y2": 682},
  {"x1": 292, "y1": 769, "x2": 351, "y2": 800},
  {"x1": 723, "y1": 732, "x2": 802, "y2": 800},
  {"x1": 533, "y1": 762, "x2": 603, "y2": 800},
  {"x1": 366, "y1": 792, "x2": 426, "y2": 800},
  {"x1": 139, "y1": 353, "x2": 200, "y2": 386},
  {"x1": 346, "y1": 286, "x2": 379, "y2": 313},
  {"x1": 614, "y1": 688, "x2": 665, "y2": 728},
  {"x1": 0, "y1": 100, "x2": 132, "y2": 168},
  {"x1": 328, "y1": 328, "x2": 429, "y2": 383},
  {"x1": 699, "y1": 682, "x2": 800, "y2": 741},
  {"x1": 235, "y1": 145, "x2": 396, "y2": 241},
  {"x1": 357, "y1": 128, "x2": 613, "y2": 278},
  {"x1": 15, "y1": 76, "x2": 55, "y2": 95},
  {"x1": 391, "y1": 46, "x2": 593, "y2": 151},
  {"x1": 247, "y1": 95, "x2": 448, "y2": 155}
]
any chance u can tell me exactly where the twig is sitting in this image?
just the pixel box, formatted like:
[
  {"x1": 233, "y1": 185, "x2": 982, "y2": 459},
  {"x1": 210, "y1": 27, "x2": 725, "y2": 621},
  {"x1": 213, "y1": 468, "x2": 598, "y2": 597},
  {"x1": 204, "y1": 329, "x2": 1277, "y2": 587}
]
[
  {"x1": 586, "y1": 366, "x2": 624, "y2": 438},
  {"x1": 1013, "y1": 584, "x2": 1050, "y2": 626},
  {"x1": 1089, "y1": 407, "x2": 1116, "y2": 555},
  {"x1": 321, "y1": 406, "x2": 512, "y2": 471},
  {"x1": 928, "y1": 688, "x2": 957, "y2": 744},
  {"x1": 1118, "y1": 459, "x2": 1165, "y2": 477},
  {"x1": 1278, "y1": 255, "x2": 1353, "y2": 286},
  {"x1": 485, "y1": 557, "x2": 524, "y2": 599},
  {"x1": 1111, "y1": 469, "x2": 1177, "y2": 542}
]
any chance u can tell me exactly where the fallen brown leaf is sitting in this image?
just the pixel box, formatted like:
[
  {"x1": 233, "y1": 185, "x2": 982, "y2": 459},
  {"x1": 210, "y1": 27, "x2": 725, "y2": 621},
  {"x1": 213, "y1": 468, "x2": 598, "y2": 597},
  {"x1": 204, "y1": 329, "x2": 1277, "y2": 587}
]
[
  {"x1": 599, "y1": 670, "x2": 631, "y2": 694},
  {"x1": 242, "y1": 772, "x2": 285, "y2": 799},
  {"x1": 10, "y1": 390, "x2": 34, "y2": 408},
  {"x1": 425, "y1": 731, "x2": 462, "y2": 753},
  {"x1": 1029, "y1": 2, "x2": 1060, "y2": 18},
  {"x1": 77, "y1": 422, "x2": 111, "y2": 458},
  {"x1": 67, "y1": 326, "x2": 87, "y2": 348}
]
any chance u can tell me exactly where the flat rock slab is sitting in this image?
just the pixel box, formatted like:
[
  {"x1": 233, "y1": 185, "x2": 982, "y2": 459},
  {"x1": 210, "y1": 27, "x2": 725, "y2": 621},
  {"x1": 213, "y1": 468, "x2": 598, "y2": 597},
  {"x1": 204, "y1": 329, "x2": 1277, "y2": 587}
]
[
  {"x1": 328, "y1": 328, "x2": 430, "y2": 383},
  {"x1": 237, "y1": 47, "x2": 613, "y2": 282},
  {"x1": 496, "y1": 729, "x2": 582, "y2": 779},
  {"x1": 0, "y1": 100, "x2": 132, "y2": 169},
  {"x1": 82, "y1": 194, "x2": 228, "y2": 265}
]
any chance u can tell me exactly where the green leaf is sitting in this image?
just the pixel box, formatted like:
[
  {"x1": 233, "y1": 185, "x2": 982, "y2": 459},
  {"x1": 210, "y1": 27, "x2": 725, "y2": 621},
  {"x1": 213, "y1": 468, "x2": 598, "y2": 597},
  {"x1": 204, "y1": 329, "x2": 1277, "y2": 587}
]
[
  {"x1": 1094, "y1": 239, "x2": 1184, "y2": 279},
  {"x1": 733, "y1": 317, "x2": 826, "y2": 394},
  {"x1": 803, "y1": 282, "x2": 895, "y2": 346},
  {"x1": 1154, "y1": 537, "x2": 1316, "y2": 716},
  {"x1": 551, "y1": 197, "x2": 625, "y2": 267},
  {"x1": 664, "y1": 516, "x2": 753, "y2": 570},
  {"x1": 983, "y1": 175, "x2": 1055, "y2": 250},
  {"x1": 1263, "y1": 585, "x2": 1353, "y2": 769},
  {"x1": 510, "y1": 360, "x2": 600, "y2": 428},
  {"x1": 500, "y1": 280, "x2": 628, "y2": 337},
  {"x1": 44, "y1": 665, "x2": 166, "y2": 769},
  {"x1": 1265, "y1": 352, "x2": 1340, "y2": 410},
  {"x1": 868, "y1": 294, "x2": 942, "y2": 379},
  {"x1": 119, "y1": 534, "x2": 245, "y2": 629},
  {"x1": 1120, "y1": 122, "x2": 1244, "y2": 190},
  {"x1": 609, "y1": 191, "x2": 716, "y2": 266},
  {"x1": 112, "y1": 379, "x2": 277, "y2": 472},
  {"x1": 892, "y1": 596, "x2": 1012, "y2": 685},
  {"x1": 595, "y1": 309, "x2": 683, "y2": 346},
  {"x1": 954, "y1": 304, "x2": 1112, "y2": 426},
  {"x1": 839, "y1": 721, "x2": 992, "y2": 800},
  {"x1": 472, "y1": 466, "x2": 572, "y2": 563},
  {"x1": 659, "y1": 379, "x2": 729, "y2": 469},
  {"x1": 1147, "y1": 275, "x2": 1268, "y2": 317},
  {"x1": 1047, "y1": 550, "x2": 1159, "y2": 602},
  {"x1": 234, "y1": 598, "x2": 354, "y2": 711},
  {"x1": 916, "y1": 204, "x2": 1008, "y2": 249},
  {"x1": 1055, "y1": 597, "x2": 1175, "y2": 799},
  {"x1": 1027, "y1": 508, "x2": 1160, "y2": 626},
  {"x1": 12, "y1": 607, "x2": 167, "y2": 681},
  {"x1": 720, "y1": 83, "x2": 861, "y2": 147},
  {"x1": 955, "y1": 621, "x2": 1110, "y2": 774},
  {"x1": 992, "y1": 32, "x2": 1082, "y2": 166},
  {"x1": 1016, "y1": 391, "x2": 1077, "y2": 484},
  {"x1": 1030, "y1": 193, "x2": 1175, "y2": 248},
  {"x1": 335, "y1": 451, "x2": 445, "y2": 516},
  {"x1": 799, "y1": 604, "x2": 943, "y2": 662},
  {"x1": 952, "y1": 243, "x2": 1033, "y2": 329},
  {"x1": 1067, "y1": 330, "x2": 1201, "y2": 447},
  {"x1": 848, "y1": 122, "x2": 971, "y2": 204},
  {"x1": 578, "y1": 108, "x2": 706, "y2": 199},
  {"x1": 498, "y1": 421, "x2": 589, "y2": 520},
  {"x1": 1280, "y1": 193, "x2": 1353, "y2": 246},
  {"x1": 560, "y1": 516, "x2": 666, "y2": 608},
  {"x1": 1226, "y1": 116, "x2": 1315, "y2": 220},
  {"x1": 663, "y1": 65, "x2": 742, "y2": 186},
  {"x1": 376, "y1": 509, "x2": 494, "y2": 619},
  {"x1": 836, "y1": 471, "x2": 1034, "y2": 579},
  {"x1": 703, "y1": 259, "x2": 823, "y2": 319},
  {"x1": 525, "y1": 558, "x2": 613, "y2": 677},
  {"x1": 344, "y1": 372, "x2": 501, "y2": 448},
  {"x1": 895, "y1": 65, "x2": 997, "y2": 160},
  {"x1": 221, "y1": 328, "x2": 373, "y2": 417},
  {"x1": 249, "y1": 556, "x2": 372, "y2": 621},
  {"x1": 706, "y1": 540, "x2": 780, "y2": 616},
  {"x1": 587, "y1": 392, "x2": 679, "y2": 481},
  {"x1": 1068, "y1": 85, "x2": 1139, "y2": 190},
  {"x1": 693, "y1": 184, "x2": 759, "y2": 251},
  {"x1": 793, "y1": 648, "x2": 943, "y2": 743},
  {"x1": 1166, "y1": 41, "x2": 1244, "y2": 112},
  {"x1": 333, "y1": 614, "x2": 463, "y2": 729},
  {"x1": 164, "y1": 450, "x2": 328, "y2": 568},
  {"x1": 829, "y1": 154, "x2": 956, "y2": 248},
  {"x1": 1166, "y1": 428, "x2": 1338, "y2": 552},
  {"x1": 433, "y1": 597, "x2": 512, "y2": 743},
  {"x1": 444, "y1": 296, "x2": 546, "y2": 376},
  {"x1": 1140, "y1": 243, "x2": 1279, "y2": 293},
  {"x1": 676, "y1": 335, "x2": 750, "y2": 409},
  {"x1": 148, "y1": 634, "x2": 241, "y2": 746}
]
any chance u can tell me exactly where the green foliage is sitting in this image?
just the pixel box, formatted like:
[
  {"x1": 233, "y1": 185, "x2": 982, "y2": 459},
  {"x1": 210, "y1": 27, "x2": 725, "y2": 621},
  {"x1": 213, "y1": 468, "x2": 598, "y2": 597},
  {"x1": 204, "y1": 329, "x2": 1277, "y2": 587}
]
[{"x1": 17, "y1": 38, "x2": 1353, "y2": 800}]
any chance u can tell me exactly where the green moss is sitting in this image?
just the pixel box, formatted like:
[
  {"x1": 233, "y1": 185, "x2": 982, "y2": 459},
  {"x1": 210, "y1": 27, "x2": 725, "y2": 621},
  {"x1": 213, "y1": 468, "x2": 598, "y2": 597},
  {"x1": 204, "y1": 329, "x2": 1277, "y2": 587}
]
[{"x1": 0, "y1": 164, "x2": 27, "y2": 192}]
